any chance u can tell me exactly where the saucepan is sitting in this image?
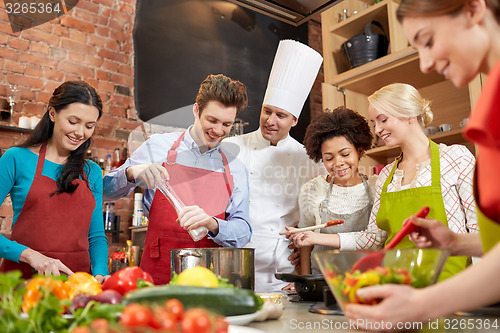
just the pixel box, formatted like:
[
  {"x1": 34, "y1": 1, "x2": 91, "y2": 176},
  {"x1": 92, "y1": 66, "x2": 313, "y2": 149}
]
[
  {"x1": 274, "y1": 272, "x2": 330, "y2": 302},
  {"x1": 171, "y1": 248, "x2": 255, "y2": 290}
]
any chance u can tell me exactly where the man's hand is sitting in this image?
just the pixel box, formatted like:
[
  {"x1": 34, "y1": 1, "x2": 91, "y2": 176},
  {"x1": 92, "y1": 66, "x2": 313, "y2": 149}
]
[
  {"x1": 178, "y1": 205, "x2": 219, "y2": 235},
  {"x1": 126, "y1": 163, "x2": 169, "y2": 189}
]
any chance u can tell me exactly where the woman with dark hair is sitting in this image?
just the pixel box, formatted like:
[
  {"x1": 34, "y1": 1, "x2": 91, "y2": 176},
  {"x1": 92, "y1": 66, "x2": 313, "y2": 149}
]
[
  {"x1": 0, "y1": 81, "x2": 109, "y2": 282},
  {"x1": 343, "y1": 0, "x2": 500, "y2": 329},
  {"x1": 287, "y1": 106, "x2": 376, "y2": 274}
]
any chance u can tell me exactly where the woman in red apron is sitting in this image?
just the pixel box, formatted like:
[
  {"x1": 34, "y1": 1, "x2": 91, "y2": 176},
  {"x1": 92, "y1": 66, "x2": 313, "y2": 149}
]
[
  {"x1": 344, "y1": 0, "x2": 500, "y2": 328},
  {"x1": 0, "y1": 81, "x2": 109, "y2": 282}
]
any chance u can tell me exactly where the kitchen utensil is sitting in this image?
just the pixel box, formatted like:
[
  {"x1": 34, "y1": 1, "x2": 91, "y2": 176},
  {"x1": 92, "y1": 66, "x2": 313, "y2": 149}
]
[
  {"x1": 171, "y1": 248, "x2": 255, "y2": 290},
  {"x1": 274, "y1": 273, "x2": 328, "y2": 302},
  {"x1": 314, "y1": 247, "x2": 449, "y2": 312},
  {"x1": 350, "y1": 206, "x2": 430, "y2": 273},
  {"x1": 157, "y1": 180, "x2": 208, "y2": 241},
  {"x1": 279, "y1": 220, "x2": 344, "y2": 235}
]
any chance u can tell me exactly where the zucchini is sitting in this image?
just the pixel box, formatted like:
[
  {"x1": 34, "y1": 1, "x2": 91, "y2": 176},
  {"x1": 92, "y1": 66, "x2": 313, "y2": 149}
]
[{"x1": 122, "y1": 285, "x2": 263, "y2": 316}]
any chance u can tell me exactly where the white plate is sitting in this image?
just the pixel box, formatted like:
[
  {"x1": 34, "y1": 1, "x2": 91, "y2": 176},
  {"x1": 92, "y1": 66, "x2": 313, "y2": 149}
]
[
  {"x1": 225, "y1": 310, "x2": 263, "y2": 326},
  {"x1": 20, "y1": 313, "x2": 74, "y2": 319},
  {"x1": 229, "y1": 325, "x2": 265, "y2": 333}
]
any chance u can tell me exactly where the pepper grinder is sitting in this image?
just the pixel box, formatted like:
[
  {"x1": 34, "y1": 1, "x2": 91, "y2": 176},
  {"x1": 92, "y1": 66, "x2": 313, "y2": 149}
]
[{"x1": 156, "y1": 180, "x2": 208, "y2": 242}]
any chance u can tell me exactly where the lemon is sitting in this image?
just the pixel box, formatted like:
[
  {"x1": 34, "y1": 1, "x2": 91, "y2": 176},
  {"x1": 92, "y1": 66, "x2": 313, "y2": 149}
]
[{"x1": 177, "y1": 266, "x2": 219, "y2": 288}]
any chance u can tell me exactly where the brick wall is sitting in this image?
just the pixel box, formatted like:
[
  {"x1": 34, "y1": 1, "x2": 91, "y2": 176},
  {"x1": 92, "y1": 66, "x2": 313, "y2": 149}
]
[
  {"x1": 308, "y1": 18, "x2": 324, "y2": 120},
  {"x1": 0, "y1": 0, "x2": 138, "y2": 252},
  {"x1": 0, "y1": 2, "x2": 323, "y2": 255}
]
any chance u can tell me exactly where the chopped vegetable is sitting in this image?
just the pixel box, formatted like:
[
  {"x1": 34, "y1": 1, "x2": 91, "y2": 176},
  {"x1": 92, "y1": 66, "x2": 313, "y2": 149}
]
[
  {"x1": 326, "y1": 266, "x2": 414, "y2": 306},
  {"x1": 65, "y1": 272, "x2": 102, "y2": 299}
]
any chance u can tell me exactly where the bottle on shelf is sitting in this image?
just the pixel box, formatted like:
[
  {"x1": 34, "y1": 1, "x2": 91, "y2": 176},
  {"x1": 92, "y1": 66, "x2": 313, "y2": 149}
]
[
  {"x1": 99, "y1": 158, "x2": 105, "y2": 176},
  {"x1": 133, "y1": 191, "x2": 144, "y2": 226},
  {"x1": 104, "y1": 154, "x2": 112, "y2": 175},
  {"x1": 86, "y1": 149, "x2": 92, "y2": 160},
  {"x1": 126, "y1": 240, "x2": 135, "y2": 266},
  {"x1": 120, "y1": 147, "x2": 128, "y2": 165},
  {"x1": 112, "y1": 148, "x2": 121, "y2": 170},
  {"x1": 104, "y1": 202, "x2": 115, "y2": 231}
]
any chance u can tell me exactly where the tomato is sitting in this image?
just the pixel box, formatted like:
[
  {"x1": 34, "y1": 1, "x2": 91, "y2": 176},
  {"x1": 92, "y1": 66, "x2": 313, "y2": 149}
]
[
  {"x1": 165, "y1": 299, "x2": 184, "y2": 322},
  {"x1": 89, "y1": 318, "x2": 110, "y2": 330},
  {"x1": 181, "y1": 308, "x2": 213, "y2": 333},
  {"x1": 155, "y1": 306, "x2": 178, "y2": 331},
  {"x1": 120, "y1": 303, "x2": 156, "y2": 328},
  {"x1": 215, "y1": 317, "x2": 229, "y2": 333}
]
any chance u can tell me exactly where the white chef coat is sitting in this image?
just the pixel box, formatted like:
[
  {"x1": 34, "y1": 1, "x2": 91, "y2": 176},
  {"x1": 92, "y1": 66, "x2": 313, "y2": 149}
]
[{"x1": 223, "y1": 129, "x2": 325, "y2": 292}]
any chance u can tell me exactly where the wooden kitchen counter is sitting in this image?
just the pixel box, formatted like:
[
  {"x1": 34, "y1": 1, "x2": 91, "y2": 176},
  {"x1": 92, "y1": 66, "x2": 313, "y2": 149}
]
[{"x1": 247, "y1": 296, "x2": 500, "y2": 333}]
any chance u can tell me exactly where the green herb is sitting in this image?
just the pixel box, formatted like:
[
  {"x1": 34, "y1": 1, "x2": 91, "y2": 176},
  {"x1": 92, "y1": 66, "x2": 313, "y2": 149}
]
[{"x1": 0, "y1": 272, "x2": 122, "y2": 333}]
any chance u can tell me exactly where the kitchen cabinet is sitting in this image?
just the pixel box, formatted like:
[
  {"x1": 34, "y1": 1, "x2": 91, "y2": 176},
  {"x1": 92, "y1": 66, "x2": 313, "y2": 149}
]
[{"x1": 320, "y1": 0, "x2": 482, "y2": 175}]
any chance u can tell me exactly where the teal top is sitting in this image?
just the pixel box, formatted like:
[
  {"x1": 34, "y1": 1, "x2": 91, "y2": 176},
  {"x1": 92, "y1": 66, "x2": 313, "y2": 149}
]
[{"x1": 0, "y1": 147, "x2": 109, "y2": 276}]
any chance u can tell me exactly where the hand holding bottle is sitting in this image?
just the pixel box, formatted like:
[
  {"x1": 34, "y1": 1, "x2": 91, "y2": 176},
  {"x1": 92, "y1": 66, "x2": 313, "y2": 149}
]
[{"x1": 156, "y1": 179, "x2": 210, "y2": 242}]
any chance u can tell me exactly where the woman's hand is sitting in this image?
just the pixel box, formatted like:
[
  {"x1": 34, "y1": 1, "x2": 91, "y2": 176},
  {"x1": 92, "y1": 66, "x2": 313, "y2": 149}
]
[
  {"x1": 409, "y1": 216, "x2": 458, "y2": 254},
  {"x1": 19, "y1": 248, "x2": 74, "y2": 276},
  {"x1": 178, "y1": 205, "x2": 219, "y2": 235},
  {"x1": 95, "y1": 274, "x2": 111, "y2": 284},
  {"x1": 125, "y1": 163, "x2": 169, "y2": 189},
  {"x1": 286, "y1": 229, "x2": 317, "y2": 248},
  {"x1": 345, "y1": 284, "x2": 428, "y2": 331}
]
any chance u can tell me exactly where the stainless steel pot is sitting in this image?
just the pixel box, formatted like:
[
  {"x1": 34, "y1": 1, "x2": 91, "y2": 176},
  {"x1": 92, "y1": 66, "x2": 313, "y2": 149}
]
[{"x1": 171, "y1": 248, "x2": 255, "y2": 290}]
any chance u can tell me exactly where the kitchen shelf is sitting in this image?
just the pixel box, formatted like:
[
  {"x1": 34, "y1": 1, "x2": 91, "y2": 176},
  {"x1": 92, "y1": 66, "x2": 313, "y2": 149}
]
[
  {"x1": 321, "y1": 0, "x2": 480, "y2": 172},
  {"x1": 328, "y1": 47, "x2": 444, "y2": 95},
  {"x1": 0, "y1": 124, "x2": 33, "y2": 133},
  {"x1": 366, "y1": 129, "x2": 466, "y2": 160},
  {"x1": 329, "y1": 0, "x2": 390, "y2": 38}
]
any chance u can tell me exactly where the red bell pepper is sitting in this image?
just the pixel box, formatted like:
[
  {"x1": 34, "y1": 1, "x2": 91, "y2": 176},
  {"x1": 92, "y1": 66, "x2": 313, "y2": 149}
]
[{"x1": 102, "y1": 266, "x2": 154, "y2": 295}]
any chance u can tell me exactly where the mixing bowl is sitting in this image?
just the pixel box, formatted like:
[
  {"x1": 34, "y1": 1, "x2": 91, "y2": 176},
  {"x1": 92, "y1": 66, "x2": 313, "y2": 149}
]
[{"x1": 314, "y1": 248, "x2": 449, "y2": 311}]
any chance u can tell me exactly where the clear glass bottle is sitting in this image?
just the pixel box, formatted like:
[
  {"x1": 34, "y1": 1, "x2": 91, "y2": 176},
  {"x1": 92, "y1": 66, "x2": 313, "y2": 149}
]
[
  {"x1": 104, "y1": 154, "x2": 112, "y2": 175},
  {"x1": 104, "y1": 202, "x2": 115, "y2": 231},
  {"x1": 156, "y1": 180, "x2": 208, "y2": 241}
]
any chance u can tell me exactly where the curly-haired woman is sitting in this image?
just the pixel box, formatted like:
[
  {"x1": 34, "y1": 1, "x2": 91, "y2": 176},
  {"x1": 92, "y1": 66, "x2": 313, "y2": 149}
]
[{"x1": 287, "y1": 106, "x2": 375, "y2": 274}]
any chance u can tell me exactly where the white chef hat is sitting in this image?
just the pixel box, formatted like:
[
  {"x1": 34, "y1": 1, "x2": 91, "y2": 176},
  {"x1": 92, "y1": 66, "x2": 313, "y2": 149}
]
[{"x1": 263, "y1": 39, "x2": 323, "y2": 119}]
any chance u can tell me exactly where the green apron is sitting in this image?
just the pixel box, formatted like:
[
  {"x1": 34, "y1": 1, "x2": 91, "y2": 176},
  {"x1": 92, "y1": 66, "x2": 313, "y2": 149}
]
[
  {"x1": 376, "y1": 140, "x2": 469, "y2": 281},
  {"x1": 473, "y1": 169, "x2": 500, "y2": 253}
]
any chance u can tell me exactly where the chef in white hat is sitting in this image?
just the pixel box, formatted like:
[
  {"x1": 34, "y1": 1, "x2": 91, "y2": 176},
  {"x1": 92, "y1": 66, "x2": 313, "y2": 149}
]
[{"x1": 223, "y1": 40, "x2": 325, "y2": 292}]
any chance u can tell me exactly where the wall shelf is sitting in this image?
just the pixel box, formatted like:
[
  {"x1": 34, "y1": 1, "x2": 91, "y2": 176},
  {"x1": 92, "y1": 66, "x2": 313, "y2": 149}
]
[{"x1": 0, "y1": 124, "x2": 33, "y2": 133}]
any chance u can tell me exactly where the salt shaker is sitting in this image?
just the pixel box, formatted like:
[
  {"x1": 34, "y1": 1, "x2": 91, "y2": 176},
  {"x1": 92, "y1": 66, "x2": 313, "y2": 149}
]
[{"x1": 156, "y1": 180, "x2": 208, "y2": 242}]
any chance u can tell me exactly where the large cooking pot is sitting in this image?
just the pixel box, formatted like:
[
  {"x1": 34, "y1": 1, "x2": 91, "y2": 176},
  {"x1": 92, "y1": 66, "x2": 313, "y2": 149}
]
[
  {"x1": 171, "y1": 248, "x2": 255, "y2": 290},
  {"x1": 275, "y1": 272, "x2": 328, "y2": 301}
]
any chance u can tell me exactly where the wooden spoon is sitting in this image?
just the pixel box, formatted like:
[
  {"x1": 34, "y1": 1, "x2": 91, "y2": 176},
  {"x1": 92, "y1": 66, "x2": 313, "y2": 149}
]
[
  {"x1": 350, "y1": 206, "x2": 430, "y2": 273},
  {"x1": 279, "y1": 220, "x2": 344, "y2": 235}
]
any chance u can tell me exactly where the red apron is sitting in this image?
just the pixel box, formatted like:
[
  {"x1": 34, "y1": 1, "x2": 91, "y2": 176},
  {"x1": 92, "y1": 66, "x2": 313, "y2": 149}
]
[
  {"x1": 0, "y1": 142, "x2": 94, "y2": 278},
  {"x1": 140, "y1": 131, "x2": 233, "y2": 285}
]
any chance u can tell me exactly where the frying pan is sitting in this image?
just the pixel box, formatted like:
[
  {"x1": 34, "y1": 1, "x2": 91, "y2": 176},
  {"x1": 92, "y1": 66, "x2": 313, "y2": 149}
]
[{"x1": 275, "y1": 272, "x2": 328, "y2": 302}]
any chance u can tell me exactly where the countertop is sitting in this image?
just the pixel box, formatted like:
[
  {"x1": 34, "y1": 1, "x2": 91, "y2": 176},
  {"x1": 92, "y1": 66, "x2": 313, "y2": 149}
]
[{"x1": 246, "y1": 296, "x2": 500, "y2": 333}]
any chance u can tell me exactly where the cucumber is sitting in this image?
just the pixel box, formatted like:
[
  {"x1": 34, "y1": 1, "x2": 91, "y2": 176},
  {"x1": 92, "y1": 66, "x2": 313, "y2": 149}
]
[{"x1": 122, "y1": 285, "x2": 263, "y2": 316}]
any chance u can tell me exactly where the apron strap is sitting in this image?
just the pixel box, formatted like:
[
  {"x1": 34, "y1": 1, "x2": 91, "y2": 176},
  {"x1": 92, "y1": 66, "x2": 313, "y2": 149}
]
[
  {"x1": 219, "y1": 149, "x2": 233, "y2": 195},
  {"x1": 36, "y1": 142, "x2": 48, "y2": 176},
  {"x1": 166, "y1": 131, "x2": 186, "y2": 165},
  {"x1": 429, "y1": 140, "x2": 441, "y2": 187},
  {"x1": 166, "y1": 131, "x2": 233, "y2": 195}
]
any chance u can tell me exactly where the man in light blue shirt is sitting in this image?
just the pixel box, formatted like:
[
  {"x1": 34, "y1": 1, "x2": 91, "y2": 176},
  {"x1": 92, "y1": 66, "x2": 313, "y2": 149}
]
[{"x1": 103, "y1": 74, "x2": 251, "y2": 284}]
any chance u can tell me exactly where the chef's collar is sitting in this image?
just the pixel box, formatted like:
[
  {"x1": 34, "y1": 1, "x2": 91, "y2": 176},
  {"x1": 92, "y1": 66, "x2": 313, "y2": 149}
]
[
  {"x1": 185, "y1": 125, "x2": 221, "y2": 154},
  {"x1": 255, "y1": 128, "x2": 292, "y2": 148}
]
